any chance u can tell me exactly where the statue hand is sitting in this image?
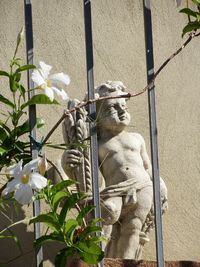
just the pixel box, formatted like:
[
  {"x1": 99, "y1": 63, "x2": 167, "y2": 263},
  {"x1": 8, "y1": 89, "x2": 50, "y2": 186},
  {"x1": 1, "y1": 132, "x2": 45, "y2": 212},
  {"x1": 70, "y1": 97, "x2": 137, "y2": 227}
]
[{"x1": 62, "y1": 149, "x2": 83, "y2": 171}]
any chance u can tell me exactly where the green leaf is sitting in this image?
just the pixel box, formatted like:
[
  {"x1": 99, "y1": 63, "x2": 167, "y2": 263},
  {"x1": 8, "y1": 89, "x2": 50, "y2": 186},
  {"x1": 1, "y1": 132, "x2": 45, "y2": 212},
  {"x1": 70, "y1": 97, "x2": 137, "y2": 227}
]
[
  {"x1": 179, "y1": 8, "x2": 199, "y2": 17},
  {"x1": 9, "y1": 74, "x2": 19, "y2": 92},
  {"x1": 18, "y1": 84, "x2": 26, "y2": 101},
  {"x1": 197, "y1": 14, "x2": 200, "y2": 21},
  {"x1": 64, "y1": 219, "x2": 78, "y2": 243},
  {"x1": 0, "y1": 70, "x2": 9, "y2": 77},
  {"x1": 87, "y1": 217, "x2": 102, "y2": 227},
  {"x1": 15, "y1": 72, "x2": 21, "y2": 82},
  {"x1": 34, "y1": 234, "x2": 65, "y2": 248},
  {"x1": 0, "y1": 127, "x2": 8, "y2": 142},
  {"x1": 182, "y1": 21, "x2": 200, "y2": 36},
  {"x1": 21, "y1": 94, "x2": 59, "y2": 109},
  {"x1": 15, "y1": 64, "x2": 36, "y2": 73},
  {"x1": 88, "y1": 235, "x2": 107, "y2": 244},
  {"x1": 64, "y1": 219, "x2": 78, "y2": 233},
  {"x1": 0, "y1": 122, "x2": 11, "y2": 135},
  {"x1": 12, "y1": 118, "x2": 45, "y2": 138},
  {"x1": 55, "y1": 248, "x2": 74, "y2": 267},
  {"x1": 52, "y1": 191, "x2": 69, "y2": 211},
  {"x1": 14, "y1": 140, "x2": 27, "y2": 152},
  {"x1": 0, "y1": 94, "x2": 15, "y2": 108},
  {"x1": 76, "y1": 205, "x2": 95, "y2": 226},
  {"x1": 79, "y1": 226, "x2": 102, "y2": 240},
  {"x1": 11, "y1": 110, "x2": 24, "y2": 126},
  {"x1": 46, "y1": 144, "x2": 68, "y2": 150},
  {"x1": 30, "y1": 213, "x2": 60, "y2": 232},
  {"x1": 12, "y1": 120, "x2": 29, "y2": 137},
  {"x1": 53, "y1": 180, "x2": 76, "y2": 193},
  {"x1": 0, "y1": 147, "x2": 7, "y2": 156},
  {"x1": 192, "y1": 0, "x2": 200, "y2": 5},
  {"x1": 36, "y1": 118, "x2": 45, "y2": 128},
  {"x1": 77, "y1": 241, "x2": 104, "y2": 264},
  {"x1": 59, "y1": 193, "x2": 86, "y2": 225}
]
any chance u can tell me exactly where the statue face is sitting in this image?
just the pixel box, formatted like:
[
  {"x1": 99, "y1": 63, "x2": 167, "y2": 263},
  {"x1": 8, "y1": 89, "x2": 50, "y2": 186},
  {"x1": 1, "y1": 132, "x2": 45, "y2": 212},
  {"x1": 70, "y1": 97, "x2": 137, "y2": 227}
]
[{"x1": 97, "y1": 95, "x2": 131, "y2": 131}]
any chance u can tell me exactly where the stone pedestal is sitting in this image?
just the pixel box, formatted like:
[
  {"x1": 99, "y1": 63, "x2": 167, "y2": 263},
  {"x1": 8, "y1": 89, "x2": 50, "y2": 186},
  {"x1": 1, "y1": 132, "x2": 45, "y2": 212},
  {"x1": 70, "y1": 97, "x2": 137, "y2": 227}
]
[{"x1": 67, "y1": 259, "x2": 200, "y2": 267}]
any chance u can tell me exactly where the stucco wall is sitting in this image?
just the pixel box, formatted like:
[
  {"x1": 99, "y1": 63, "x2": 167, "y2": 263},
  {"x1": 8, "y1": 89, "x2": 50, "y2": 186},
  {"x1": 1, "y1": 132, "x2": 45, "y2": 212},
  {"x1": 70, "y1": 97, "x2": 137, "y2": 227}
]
[{"x1": 0, "y1": 1, "x2": 200, "y2": 266}]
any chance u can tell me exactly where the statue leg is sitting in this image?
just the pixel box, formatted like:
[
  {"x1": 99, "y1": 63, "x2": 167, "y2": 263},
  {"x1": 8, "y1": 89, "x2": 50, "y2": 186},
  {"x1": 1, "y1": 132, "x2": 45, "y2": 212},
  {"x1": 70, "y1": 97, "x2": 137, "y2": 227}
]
[
  {"x1": 101, "y1": 196, "x2": 122, "y2": 257},
  {"x1": 105, "y1": 222, "x2": 121, "y2": 258},
  {"x1": 116, "y1": 186, "x2": 153, "y2": 259}
]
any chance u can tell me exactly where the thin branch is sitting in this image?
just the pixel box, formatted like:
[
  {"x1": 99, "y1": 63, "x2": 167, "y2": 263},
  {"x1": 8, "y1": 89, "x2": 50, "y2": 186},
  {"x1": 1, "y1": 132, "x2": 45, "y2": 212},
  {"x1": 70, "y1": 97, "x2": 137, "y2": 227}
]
[
  {"x1": 45, "y1": 157, "x2": 64, "y2": 182},
  {"x1": 41, "y1": 31, "x2": 199, "y2": 146}
]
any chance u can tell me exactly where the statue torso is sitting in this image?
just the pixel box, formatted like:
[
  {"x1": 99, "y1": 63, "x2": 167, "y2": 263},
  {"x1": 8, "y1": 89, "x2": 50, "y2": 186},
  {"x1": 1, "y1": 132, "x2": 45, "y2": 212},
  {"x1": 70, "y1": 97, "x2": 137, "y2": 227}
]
[{"x1": 98, "y1": 131, "x2": 151, "y2": 187}]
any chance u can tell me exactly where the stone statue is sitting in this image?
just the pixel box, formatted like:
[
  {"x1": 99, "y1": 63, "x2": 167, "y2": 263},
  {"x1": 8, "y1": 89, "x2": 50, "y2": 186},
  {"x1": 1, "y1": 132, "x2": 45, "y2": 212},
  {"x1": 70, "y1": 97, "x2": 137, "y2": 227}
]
[{"x1": 61, "y1": 81, "x2": 168, "y2": 259}]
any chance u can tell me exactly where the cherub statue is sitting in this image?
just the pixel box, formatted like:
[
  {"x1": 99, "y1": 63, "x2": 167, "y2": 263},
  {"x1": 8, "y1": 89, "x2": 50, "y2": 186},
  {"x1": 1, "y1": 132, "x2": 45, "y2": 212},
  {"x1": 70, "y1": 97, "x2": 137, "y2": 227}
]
[{"x1": 61, "y1": 81, "x2": 168, "y2": 259}]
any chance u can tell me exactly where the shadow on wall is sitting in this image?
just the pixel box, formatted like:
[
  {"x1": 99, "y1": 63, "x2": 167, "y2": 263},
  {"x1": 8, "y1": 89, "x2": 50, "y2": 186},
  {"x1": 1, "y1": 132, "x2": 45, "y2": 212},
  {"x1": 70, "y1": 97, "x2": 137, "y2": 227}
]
[{"x1": 0, "y1": 201, "x2": 63, "y2": 267}]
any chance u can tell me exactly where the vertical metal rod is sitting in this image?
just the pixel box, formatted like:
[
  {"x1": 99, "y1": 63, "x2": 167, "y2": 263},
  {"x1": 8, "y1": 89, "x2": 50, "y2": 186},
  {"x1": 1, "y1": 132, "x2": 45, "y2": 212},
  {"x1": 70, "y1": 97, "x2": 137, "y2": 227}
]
[
  {"x1": 24, "y1": 1, "x2": 43, "y2": 266},
  {"x1": 143, "y1": 1, "x2": 165, "y2": 267},
  {"x1": 83, "y1": 2, "x2": 103, "y2": 266},
  {"x1": 83, "y1": 0, "x2": 102, "y2": 224}
]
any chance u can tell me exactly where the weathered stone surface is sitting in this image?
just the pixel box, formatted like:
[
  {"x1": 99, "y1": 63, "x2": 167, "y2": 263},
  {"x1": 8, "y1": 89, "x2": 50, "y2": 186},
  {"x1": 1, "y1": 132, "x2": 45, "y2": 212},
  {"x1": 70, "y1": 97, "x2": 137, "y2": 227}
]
[
  {"x1": 61, "y1": 81, "x2": 168, "y2": 259},
  {"x1": 67, "y1": 259, "x2": 200, "y2": 267}
]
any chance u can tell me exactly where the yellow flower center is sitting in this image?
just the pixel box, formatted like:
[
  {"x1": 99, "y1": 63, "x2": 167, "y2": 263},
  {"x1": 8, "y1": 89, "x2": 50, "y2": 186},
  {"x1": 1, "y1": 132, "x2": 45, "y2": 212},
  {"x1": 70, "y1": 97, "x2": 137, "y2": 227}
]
[
  {"x1": 21, "y1": 174, "x2": 29, "y2": 184},
  {"x1": 46, "y1": 79, "x2": 52, "y2": 87},
  {"x1": 40, "y1": 79, "x2": 52, "y2": 90}
]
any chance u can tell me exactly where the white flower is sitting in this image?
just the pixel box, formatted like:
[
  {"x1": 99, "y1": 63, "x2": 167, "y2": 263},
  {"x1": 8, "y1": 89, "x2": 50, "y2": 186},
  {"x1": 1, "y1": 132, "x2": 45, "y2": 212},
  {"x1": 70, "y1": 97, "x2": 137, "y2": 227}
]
[
  {"x1": 31, "y1": 61, "x2": 70, "y2": 101},
  {"x1": 3, "y1": 159, "x2": 47, "y2": 205}
]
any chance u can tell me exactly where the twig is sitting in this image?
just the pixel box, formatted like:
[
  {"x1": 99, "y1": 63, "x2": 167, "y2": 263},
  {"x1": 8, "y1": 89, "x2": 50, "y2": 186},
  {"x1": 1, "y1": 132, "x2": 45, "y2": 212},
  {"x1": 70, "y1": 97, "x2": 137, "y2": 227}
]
[
  {"x1": 41, "y1": 31, "x2": 199, "y2": 146},
  {"x1": 45, "y1": 157, "x2": 64, "y2": 182}
]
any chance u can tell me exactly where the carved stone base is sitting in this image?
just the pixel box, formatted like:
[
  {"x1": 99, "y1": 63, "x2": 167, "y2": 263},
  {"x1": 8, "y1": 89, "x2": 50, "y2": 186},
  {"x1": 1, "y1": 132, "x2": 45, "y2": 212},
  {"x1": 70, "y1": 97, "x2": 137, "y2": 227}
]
[{"x1": 67, "y1": 258, "x2": 200, "y2": 267}]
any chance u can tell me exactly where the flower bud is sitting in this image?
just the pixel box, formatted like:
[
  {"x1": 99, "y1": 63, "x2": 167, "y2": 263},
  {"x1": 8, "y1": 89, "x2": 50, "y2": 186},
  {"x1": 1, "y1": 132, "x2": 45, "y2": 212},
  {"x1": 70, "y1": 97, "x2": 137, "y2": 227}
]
[
  {"x1": 17, "y1": 26, "x2": 24, "y2": 47},
  {"x1": 38, "y1": 153, "x2": 48, "y2": 176}
]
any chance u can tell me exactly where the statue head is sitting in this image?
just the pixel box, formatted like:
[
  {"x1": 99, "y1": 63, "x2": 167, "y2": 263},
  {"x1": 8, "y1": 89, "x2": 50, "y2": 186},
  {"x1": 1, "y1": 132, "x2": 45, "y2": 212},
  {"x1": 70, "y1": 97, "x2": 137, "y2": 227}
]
[
  {"x1": 95, "y1": 80, "x2": 127, "y2": 97},
  {"x1": 95, "y1": 81, "x2": 131, "y2": 133}
]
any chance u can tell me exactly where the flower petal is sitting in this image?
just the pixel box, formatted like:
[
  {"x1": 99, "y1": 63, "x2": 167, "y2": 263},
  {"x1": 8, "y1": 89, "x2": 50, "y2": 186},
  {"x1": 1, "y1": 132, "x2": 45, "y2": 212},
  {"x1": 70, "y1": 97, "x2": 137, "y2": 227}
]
[
  {"x1": 49, "y1": 73, "x2": 70, "y2": 85},
  {"x1": 31, "y1": 69, "x2": 46, "y2": 87},
  {"x1": 39, "y1": 61, "x2": 52, "y2": 79},
  {"x1": 6, "y1": 160, "x2": 23, "y2": 178},
  {"x1": 29, "y1": 173, "x2": 47, "y2": 190},
  {"x1": 3, "y1": 178, "x2": 19, "y2": 195},
  {"x1": 14, "y1": 184, "x2": 33, "y2": 205},
  {"x1": 51, "y1": 86, "x2": 68, "y2": 100},
  {"x1": 23, "y1": 158, "x2": 40, "y2": 175},
  {"x1": 44, "y1": 87, "x2": 54, "y2": 101}
]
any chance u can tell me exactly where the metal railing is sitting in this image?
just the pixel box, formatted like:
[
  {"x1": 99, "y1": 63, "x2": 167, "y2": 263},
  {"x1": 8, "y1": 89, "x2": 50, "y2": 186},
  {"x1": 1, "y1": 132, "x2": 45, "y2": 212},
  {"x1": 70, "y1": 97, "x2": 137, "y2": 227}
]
[{"x1": 23, "y1": 1, "x2": 164, "y2": 266}]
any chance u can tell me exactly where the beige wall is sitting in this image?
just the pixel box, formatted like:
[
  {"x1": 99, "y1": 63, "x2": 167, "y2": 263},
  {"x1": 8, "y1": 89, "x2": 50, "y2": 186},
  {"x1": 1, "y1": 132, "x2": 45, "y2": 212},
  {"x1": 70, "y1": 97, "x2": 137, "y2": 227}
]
[{"x1": 0, "y1": 1, "x2": 200, "y2": 265}]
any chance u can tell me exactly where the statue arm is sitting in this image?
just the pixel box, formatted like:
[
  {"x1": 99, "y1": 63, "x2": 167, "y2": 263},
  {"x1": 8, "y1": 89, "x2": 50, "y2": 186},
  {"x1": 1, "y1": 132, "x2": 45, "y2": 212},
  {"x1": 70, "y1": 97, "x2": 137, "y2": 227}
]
[{"x1": 139, "y1": 133, "x2": 168, "y2": 211}]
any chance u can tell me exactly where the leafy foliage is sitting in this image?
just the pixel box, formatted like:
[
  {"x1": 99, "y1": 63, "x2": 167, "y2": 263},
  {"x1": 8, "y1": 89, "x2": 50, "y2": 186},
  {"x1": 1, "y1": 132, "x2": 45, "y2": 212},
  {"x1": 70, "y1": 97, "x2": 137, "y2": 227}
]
[
  {"x1": 180, "y1": 1, "x2": 200, "y2": 36},
  {"x1": 0, "y1": 33, "x2": 62, "y2": 171},
  {"x1": 30, "y1": 180, "x2": 105, "y2": 266},
  {"x1": 0, "y1": 28, "x2": 104, "y2": 267}
]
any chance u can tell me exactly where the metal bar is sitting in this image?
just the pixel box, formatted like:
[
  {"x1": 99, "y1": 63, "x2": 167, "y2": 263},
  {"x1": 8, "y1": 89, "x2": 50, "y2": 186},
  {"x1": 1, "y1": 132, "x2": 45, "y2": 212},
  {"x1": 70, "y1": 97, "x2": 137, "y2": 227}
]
[
  {"x1": 143, "y1": 1, "x2": 165, "y2": 267},
  {"x1": 24, "y1": 1, "x2": 43, "y2": 266},
  {"x1": 83, "y1": 0, "x2": 102, "y2": 224},
  {"x1": 83, "y1": 3, "x2": 103, "y2": 266}
]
